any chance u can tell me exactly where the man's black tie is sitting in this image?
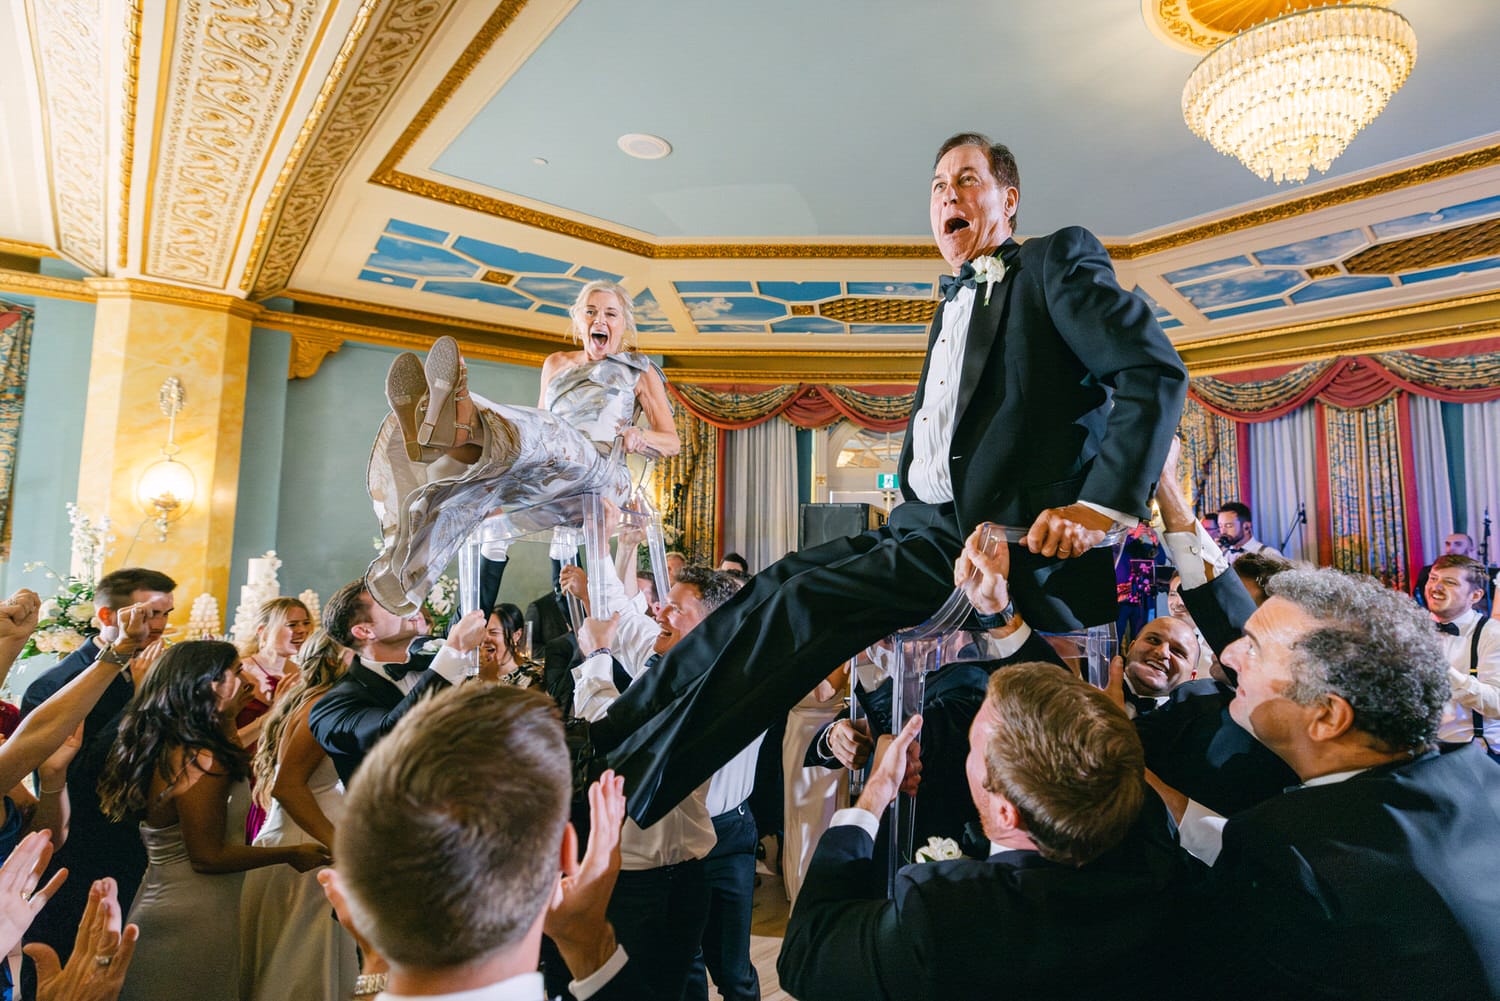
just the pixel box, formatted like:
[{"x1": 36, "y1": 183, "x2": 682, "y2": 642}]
[
  {"x1": 383, "y1": 662, "x2": 418, "y2": 681},
  {"x1": 938, "y1": 261, "x2": 977, "y2": 302},
  {"x1": 1436, "y1": 621, "x2": 1461, "y2": 636}
]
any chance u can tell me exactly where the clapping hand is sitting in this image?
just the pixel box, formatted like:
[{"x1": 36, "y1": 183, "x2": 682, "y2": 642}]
[
  {"x1": 26, "y1": 876, "x2": 138, "y2": 1001},
  {"x1": 545, "y1": 770, "x2": 627, "y2": 980},
  {"x1": 0, "y1": 830, "x2": 67, "y2": 957}
]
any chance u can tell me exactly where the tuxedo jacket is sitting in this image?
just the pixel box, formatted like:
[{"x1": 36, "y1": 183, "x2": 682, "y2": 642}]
[
  {"x1": 779, "y1": 796, "x2": 1205, "y2": 1001},
  {"x1": 897, "y1": 229, "x2": 1188, "y2": 632},
  {"x1": 20, "y1": 639, "x2": 149, "y2": 957},
  {"x1": 1208, "y1": 742, "x2": 1500, "y2": 1000},
  {"x1": 1134, "y1": 571, "x2": 1297, "y2": 815},
  {"x1": 308, "y1": 657, "x2": 448, "y2": 786}
]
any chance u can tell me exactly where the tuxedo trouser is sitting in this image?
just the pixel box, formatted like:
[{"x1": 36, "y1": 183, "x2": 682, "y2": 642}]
[
  {"x1": 595, "y1": 501, "x2": 964, "y2": 826},
  {"x1": 685, "y1": 803, "x2": 760, "y2": 1001},
  {"x1": 607, "y1": 858, "x2": 709, "y2": 1001}
]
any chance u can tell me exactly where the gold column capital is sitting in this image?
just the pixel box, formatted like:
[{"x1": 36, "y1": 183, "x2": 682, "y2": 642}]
[{"x1": 84, "y1": 278, "x2": 259, "y2": 319}]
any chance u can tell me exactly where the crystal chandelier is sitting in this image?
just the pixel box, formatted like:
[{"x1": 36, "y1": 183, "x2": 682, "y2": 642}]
[{"x1": 1182, "y1": 4, "x2": 1417, "y2": 184}]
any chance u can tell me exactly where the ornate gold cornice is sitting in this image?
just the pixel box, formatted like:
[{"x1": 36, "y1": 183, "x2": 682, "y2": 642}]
[
  {"x1": 269, "y1": 309, "x2": 551, "y2": 376},
  {"x1": 287, "y1": 328, "x2": 345, "y2": 379},
  {"x1": 117, "y1": 0, "x2": 143, "y2": 268},
  {"x1": 0, "y1": 268, "x2": 94, "y2": 302},
  {"x1": 1142, "y1": 0, "x2": 1396, "y2": 55},
  {"x1": 243, "y1": 0, "x2": 456, "y2": 298},
  {"x1": 86, "y1": 277, "x2": 259, "y2": 318},
  {"x1": 143, "y1": 0, "x2": 331, "y2": 287},
  {"x1": 0, "y1": 239, "x2": 57, "y2": 260}
]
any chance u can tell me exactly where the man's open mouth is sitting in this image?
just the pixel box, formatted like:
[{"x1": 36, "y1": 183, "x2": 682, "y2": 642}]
[{"x1": 944, "y1": 217, "x2": 970, "y2": 235}]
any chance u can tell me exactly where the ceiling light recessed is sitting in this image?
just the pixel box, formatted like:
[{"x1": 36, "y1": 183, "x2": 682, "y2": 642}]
[
  {"x1": 618, "y1": 133, "x2": 672, "y2": 160},
  {"x1": 532, "y1": 156, "x2": 548, "y2": 166}
]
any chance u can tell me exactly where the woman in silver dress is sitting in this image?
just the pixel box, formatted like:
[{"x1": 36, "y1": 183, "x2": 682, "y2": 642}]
[{"x1": 367, "y1": 280, "x2": 680, "y2": 615}]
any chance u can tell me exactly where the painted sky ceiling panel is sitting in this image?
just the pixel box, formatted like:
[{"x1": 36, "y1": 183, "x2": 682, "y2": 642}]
[
  {"x1": 1132, "y1": 286, "x2": 1182, "y2": 331},
  {"x1": 1160, "y1": 194, "x2": 1500, "y2": 323},
  {"x1": 357, "y1": 219, "x2": 629, "y2": 320},
  {"x1": 672, "y1": 278, "x2": 941, "y2": 337}
]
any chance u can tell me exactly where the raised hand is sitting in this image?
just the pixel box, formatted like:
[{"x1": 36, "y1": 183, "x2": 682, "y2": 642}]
[
  {"x1": 26, "y1": 876, "x2": 139, "y2": 1001},
  {"x1": 0, "y1": 830, "x2": 68, "y2": 956},
  {"x1": 545, "y1": 770, "x2": 627, "y2": 979},
  {"x1": 0, "y1": 589, "x2": 41, "y2": 645}
]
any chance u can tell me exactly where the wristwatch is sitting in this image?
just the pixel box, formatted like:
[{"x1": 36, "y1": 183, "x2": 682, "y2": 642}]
[
  {"x1": 975, "y1": 601, "x2": 1017, "y2": 630},
  {"x1": 97, "y1": 645, "x2": 133, "y2": 669}
]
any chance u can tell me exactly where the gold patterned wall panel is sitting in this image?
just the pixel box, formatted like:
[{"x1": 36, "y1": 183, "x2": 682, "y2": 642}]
[
  {"x1": 1176, "y1": 398, "x2": 1240, "y2": 516},
  {"x1": 819, "y1": 297, "x2": 937, "y2": 325},
  {"x1": 1324, "y1": 397, "x2": 1409, "y2": 590},
  {"x1": 244, "y1": 0, "x2": 459, "y2": 298},
  {"x1": 144, "y1": 0, "x2": 330, "y2": 287},
  {"x1": 651, "y1": 407, "x2": 718, "y2": 564},
  {"x1": 29, "y1": 0, "x2": 109, "y2": 274}
]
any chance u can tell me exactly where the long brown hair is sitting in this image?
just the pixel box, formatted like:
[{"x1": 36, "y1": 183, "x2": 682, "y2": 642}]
[
  {"x1": 251, "y1": 629, "x2": 349, "y2": 807},
  {"x1": 98, "y1": 641, "x2": 247, "y2": 821}
]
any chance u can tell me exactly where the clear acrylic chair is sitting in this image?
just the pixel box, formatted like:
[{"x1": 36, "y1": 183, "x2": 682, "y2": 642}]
[{"x1": 874, "y1": 522, "x2": 1124, "y2": 893}]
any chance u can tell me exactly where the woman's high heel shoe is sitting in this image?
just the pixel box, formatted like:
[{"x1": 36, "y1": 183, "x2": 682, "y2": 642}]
[
  {"x1": 417, "y1": 336, "x2": 475, "y2": 449},
  {"x1": 386, "y1": 352, "x2": 442, "y2": 463}
]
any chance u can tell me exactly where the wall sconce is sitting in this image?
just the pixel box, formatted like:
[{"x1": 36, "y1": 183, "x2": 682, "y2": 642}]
[{"x1": 135, "y1": 377, "x2": 195, "y2": 541}]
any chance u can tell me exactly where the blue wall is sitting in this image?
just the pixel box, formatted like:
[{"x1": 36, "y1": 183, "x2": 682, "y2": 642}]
[{"x1": 0, "y1": 296, "x2": 94, "y2": 598}]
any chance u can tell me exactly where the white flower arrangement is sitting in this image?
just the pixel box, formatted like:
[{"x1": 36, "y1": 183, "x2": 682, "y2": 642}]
[
  {"x1": 913, "y1": 836, "x2": 964, "y2": 863},
  {"x1": 423, "y1": 574, "x2": 459, "y2": 635},
  {"x1": 971, "y1": 254, "x2": 1006, "y2": 306},
  {"x1": 18, "y1": 504, "x2": 114, "y2": 660}
]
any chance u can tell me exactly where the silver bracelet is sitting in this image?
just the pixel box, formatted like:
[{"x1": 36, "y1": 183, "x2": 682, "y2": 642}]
[{"x1": 352, "y1": 972, "x2": 387, "y2": 997}]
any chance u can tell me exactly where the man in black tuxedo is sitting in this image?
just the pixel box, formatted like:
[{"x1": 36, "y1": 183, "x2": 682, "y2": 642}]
[
  {"x1": 309, "y1": 578, "x2": 485, "y2": 785},
  {"x1": 780, "y1": 660, "x2": 1203, "y2": 1000},
  {"x1": 595, "y1": 131, "x2": 1188, "y2": 826},
  {"x1": 1166, "y1": 566, "x2": 1500, "y2": 999},
  {"x1": 20, "y1": 566, "x2": 175, "y2": 961},
  {"x1": 326, "y1": 684, "x2": 650, "y2": 999}
]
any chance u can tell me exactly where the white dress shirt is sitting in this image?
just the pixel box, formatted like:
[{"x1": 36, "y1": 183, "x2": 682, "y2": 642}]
[
  {"x1": 1433, "y1": 608, "x2": 1500, "y2": 744},
  {"x1": 1223, "y1": 536, "x2": 1282, "y2": 565},
  {"x1": 360, "y1": 643, "x2": 469, "y2": 696},
  {"x1": 705, "y1": 733, "x2": 766, "y2": 818},
  {"x1": 571, "y1": 564, "x2": 716, "y2": 869},
  {"x1": 375, "y1": 949, "x2": 628, "y2": 1001},
  {"x1": 909, "y1": 285, "x2": 1133, "y2": 528}
]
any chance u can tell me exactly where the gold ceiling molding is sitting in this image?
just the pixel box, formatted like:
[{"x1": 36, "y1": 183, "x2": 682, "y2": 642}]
[
  {"x1": 117, "y1": 0, "x2": 143, "y2": 268},
  {"x1": 143, "y1": 0, "x2": 329, "y2": 287},
  {"x1": 280, "y1": 287, "x2": 573, "y2": 345},
  {"x1": 1143, "y1": 0, "x2": 1397, "y2": 54},
  {"x1": 275, "y1": 309, "x2": 551, "y2": 378},
  {"x1": 819, "y1": 297, "x2": 938, "y2": 324},
  {"x1": 27, "y1": 0, "x2": 109, "y2": 274},
  {"x1": 0, "y1": 239, "x2": 57, "y2": 260},
  {"x1": 243, "y1": 0, "x2": 458, "y2": 299},
  {"x1": 287, "y1": 328, "x2": 346, "y2": 379},
  {"x1": 86, "y1": 277, "x2": 260, "y2": 318},
  {"x1": 1108, "y1": 144, "x2": 1500, "y2": 261},
  {"x1": 1344, "y1": 217, "x2": 1500, "y2": 275},
  {"x1": 0, "y1": 268, "x2": 95, "y2": 303}
]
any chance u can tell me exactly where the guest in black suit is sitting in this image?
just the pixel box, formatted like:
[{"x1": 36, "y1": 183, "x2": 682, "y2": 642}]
[
  {"x1": 596, "y1": 131, "x2": 1188, "y2": 826},
  {"x1": 20, "y1": 567, "x2": 175, "y2": 962},
  {"x1": 308, "y1": 579, "x2": 485, "y2": 785},
  {"x1": 780, "y1": 660, "x2": 1203, "y2": 1001},
  {"x1": 324, "y1": 684, "x2": 650, "y2": 999},
  {"x1": 1176, "y1": 567, "x2": 1500, "y2": 999}
]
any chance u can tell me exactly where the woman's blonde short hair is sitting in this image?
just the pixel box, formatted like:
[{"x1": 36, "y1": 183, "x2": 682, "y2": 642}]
[{"x1": 568, "y1": 280, "x2": 637, "y2": 348}]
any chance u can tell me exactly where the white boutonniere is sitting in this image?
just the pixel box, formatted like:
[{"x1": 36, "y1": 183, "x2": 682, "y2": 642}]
[
  {"x1": 913, "y1": 836, "x2": 964, "y2": 863},
  {"x1": 971, "y1": 254, "x2": 1005, "y2": 306}
]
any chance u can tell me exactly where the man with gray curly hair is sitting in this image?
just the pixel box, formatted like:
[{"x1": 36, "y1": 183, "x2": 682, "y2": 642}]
[{"x1": 1181, "y1": 566, "x2": 1500, "y2": 999}]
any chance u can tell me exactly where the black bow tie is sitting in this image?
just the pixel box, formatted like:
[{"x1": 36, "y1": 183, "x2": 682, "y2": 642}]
[
  {"x1": 938, "y1": 261, "x2": 978, "y2": 302},
  {"x1": 1436, "y1": 621, "x2": 1461, "y2": 636},
  {"x1": 382, "y1": 662, "x2": 420, "y2": 681}
]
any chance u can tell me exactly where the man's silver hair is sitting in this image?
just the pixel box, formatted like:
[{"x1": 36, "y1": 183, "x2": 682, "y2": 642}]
[{"x1": 1265, "y1": 567, "x2": 1447, "y2": 750}]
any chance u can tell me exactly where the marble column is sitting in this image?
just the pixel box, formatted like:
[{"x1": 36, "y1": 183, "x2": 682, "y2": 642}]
[{"x1": 76, "y1": 279, "x2": 253, "y2": 607}]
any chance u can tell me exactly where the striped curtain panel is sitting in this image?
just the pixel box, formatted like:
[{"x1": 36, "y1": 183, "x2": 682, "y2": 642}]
[
  {"x1": 1177, "y1": 398, "x2": 1240, "y2": 516},
  {"x1": 650, "y1": 406, "x2": 719, "y2": 565},
  {"x1": 1321, "y1": 397, "x2": 1411, "y2": 589},
  {"x1": 0, "y1": 306, "x2": 34, "y2": 560}
]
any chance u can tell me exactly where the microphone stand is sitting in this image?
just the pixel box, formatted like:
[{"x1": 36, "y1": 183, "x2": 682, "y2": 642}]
[
  {"x1": 1278, "y1": 502, "x2": 1307, "y2": 554},
  {"x1": 1483, "y1": 509, "x2": 1493, "y2": 609}
]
